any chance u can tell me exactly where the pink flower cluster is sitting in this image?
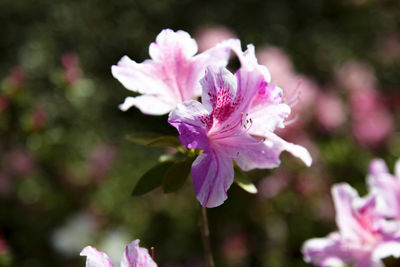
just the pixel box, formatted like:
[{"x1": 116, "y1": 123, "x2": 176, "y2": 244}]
[
  {"x1": 112, "y1": 29, "x2": 312, "y2": 208},
  {"x1": 302, "y1": 159, "x2": 400, "y2": 267},
  {"x1": 336, "y1": 61, "x2": 394, "y2": 148}
]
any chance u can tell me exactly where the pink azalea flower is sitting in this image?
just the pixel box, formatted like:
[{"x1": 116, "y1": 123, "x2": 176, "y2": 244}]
[
  {"x1": 80, "y1": 239, "x2": 157, "y2": 267},
  {"x1": 302, "y1": 183, "x2": 400, "y2": 267},
  {"x1": 111, "y1": 29, "x2": 234, "y2": 115},
  {"x1": 195, "y1": 25, "x2": 236, "y2": 52},
  {"x1": 350, "y1": 89, "x2": 393, "y2": 148},
  {"x1": 367, "y1": 158, "x2": 400, "y2": 219},
  {"x1": 168, "y1": 45, "x2": 311, "y2": 208},
  {"x1": 315, "y1": 91, "x2": 346, "y2": 132}
]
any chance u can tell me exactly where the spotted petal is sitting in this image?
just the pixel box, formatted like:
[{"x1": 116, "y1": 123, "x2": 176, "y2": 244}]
[{"x1": 200, "y1": 66, "x2": 238, "y2": 118}]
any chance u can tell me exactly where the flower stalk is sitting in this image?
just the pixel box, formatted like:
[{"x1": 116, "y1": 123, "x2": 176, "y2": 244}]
[{"x1": 199, "y1": 205, "x2": 215, "y2": 267}]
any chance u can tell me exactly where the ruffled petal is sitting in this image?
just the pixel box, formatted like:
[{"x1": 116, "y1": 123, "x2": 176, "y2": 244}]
[
  {"x1": 80, "y1": 246, "x2": 114, "y2": 267},
  {"x1": 111, "y1": 56, "x2": 172, "y2": 97},
  {"x1": 191, "y1": 151, "x2": 234, "y2": 208},
  {"x1": 120, "y1": 240, "x2": 157, "y2": 267},
  {"x1": 114, "y1": 29, "x2": 232, "y2": 114},
  {"x1": 231, "y1": 43, "x2": 271, "y2": 82},
  {"x1": 119, "y1": 95, "x2": 175, "y2": 115},
  {"x1": 168, "y1": 100, "x2": 211, "y2": 150},
  {"x1": 149, "y1": 29, "x2": 198, "y2": 61},
  {"x1": 262, "y1": 132, "x2": 312, "y2": 167}
]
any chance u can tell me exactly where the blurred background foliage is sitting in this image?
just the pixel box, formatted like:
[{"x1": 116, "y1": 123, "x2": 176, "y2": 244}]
[{"x1": 0, "y1": 0, "x2": 400, "y2": 266}]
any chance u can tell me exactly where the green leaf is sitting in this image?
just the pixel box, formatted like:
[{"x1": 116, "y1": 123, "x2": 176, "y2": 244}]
[
  {"x1": 162, "y1": 158, "x2": 194, "y2": 193},
  {"x1": 126, "y1": 132, "x2": 181, "y2": 148},
  {"x1": 234, "y1": 168, "x2": 258, "y2": 194},
  {"x1": 132, "y1": 161, "x2": 174, "y2": 196}
]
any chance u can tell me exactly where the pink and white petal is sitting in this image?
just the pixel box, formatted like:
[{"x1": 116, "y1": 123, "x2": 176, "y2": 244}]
[
  {"x1": 191, "y1": 39, "x2": 236, "y2": 96},
  {"x1": 200, "y1": 66, "x2": 237, "y2": 115},
  {"x1": 332, "y1": 183, "x2": 379, "y2": 243},
  {"x1": 193, "y1": 38, "x2": 238, "y2": 71},
  {"x1": 369, "y1": 159, "x2": 389, "y2": 176},
  {"x1": 248, "y1": 103, "x2": 291, "y2": 135},
  {"x1": 367, "y1": 161, "x2": 400, "y2": 219},
  {"x1": 80, "y1": 246, "x2": 114, "y2": 267},
  {"x1": 395, "y1": 159, "x2": 400, "y2": 179},
  {"x1": 232, "y1": 44, "x2": 271, "y2": 82},
  {"x1": 147, "y1": 29, "x2": 203, "y2": 102},
  {"x1": 354, "y1": 256, "x2": 384, "y2": 267},
  {"x1": 302, "y1": 233, "x2": 348, "y2": 267},
  {"x1": 235, "y1": 66, "x2": 269, "y2": 115},
  {"x1": 262, "y1": 132, "x2": 312, "y2": 167},
  {"x1": 119, "y1": 95, "x2": 175, "y2": 115},
  {"x1": 213, "y1": 134, "x2": 282, "y2": 171},
  {"x1": 168, "y1": 100, "x2": 211, "y2": 150},
  {"x1": 120, "y1": 240, "x2": 157, "y2": 267},
  {"x1": 111, "y1": 56, "x2": 172, "y2": 97},
  {"x1": 149, "y1": 29, "x2": 198, "y2": 61},
  {"x1": 372, "y1": 241, "x2": 400, "y2": 262},
  {"x1": 332, "y1": 183, "x2": 362, "y2": 241},
  {"x1": 191, "y1": 151, "x2": 234, "y2": 208}
]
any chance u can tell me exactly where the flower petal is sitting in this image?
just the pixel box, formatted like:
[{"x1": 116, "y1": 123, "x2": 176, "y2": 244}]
[
  {"x1": 332, "y1": 183, "x2": 379, "y2": 243},
  {"x1": 191, "y1": 38, "x2": 238, "y2": 96},
  {"x1": 120, "y1": 240, "x2": 157, "y2": 267},
  {"x1": 119, "y1": 95, "x2": 175, "y2": 115},
  {"x1": 168, "y1": 100, "x2": 211, "y2": 150},
  {"x1": 369, "y1": 159, "x2": 389, "y2": 176},
  {"x1": 149, "y1": 29, "x2": 198, "y2": 61},
  {"x1": 302, "y1": 233, "x2": 348, "y2": 267},
  {"x1": 395, "y1": 159, "x2": 400, "y2": 179},
  {"x1": 262, "y1": 132, "x2": 312, "y2": 167},
  {"x1": 235, "y1": 64, "x2": 270, "y2": 117},
  {"x1": 213, "y1": 134, "x2": 282, "y2": 171},
  {"x1": 200, "y1": 66, "x2": 238, "y2": 118},
  {"x1": 372, "y1": 242, "x2": 400, "y2": 262},
  {"x1": 80, "y1": 246, "x2": 114, "y2": 267},
  {"x1": 191, "y1": 151, "x2": 234, "y2": 208},
  {"x1": 232, "y1": 44, "x2": 271, "y2": 82},
  {"x1": 367, "y1": 159, "x2": 400, "y2": 218},
  {"x1": 111, "y1": 56, "x2": 172, "y2": 97},
  {"x1": 113, "y1": 29, "x2": 233, "y2": 114}
]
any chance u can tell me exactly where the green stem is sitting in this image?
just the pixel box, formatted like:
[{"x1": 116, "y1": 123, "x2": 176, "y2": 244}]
[{"x1": 199, "y1": 205, "x2": 215, "y2": 267}]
